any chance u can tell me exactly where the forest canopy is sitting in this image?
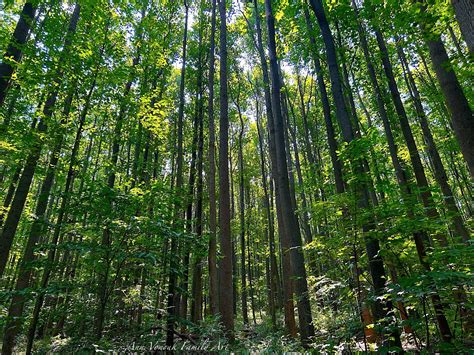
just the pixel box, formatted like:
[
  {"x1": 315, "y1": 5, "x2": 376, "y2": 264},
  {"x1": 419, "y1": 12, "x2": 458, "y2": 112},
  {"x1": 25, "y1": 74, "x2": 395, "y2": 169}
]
[{"x1": 0, "y1": 0, "x2": 473, "y2": 353}]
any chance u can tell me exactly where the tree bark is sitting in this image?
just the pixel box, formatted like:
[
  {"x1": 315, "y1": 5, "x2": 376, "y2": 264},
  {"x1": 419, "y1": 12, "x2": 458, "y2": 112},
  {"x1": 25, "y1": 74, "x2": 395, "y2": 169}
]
[
  {"x1": 451, "y1": 0, "x2": 474, "y2": 53},
  {"x1": 251, "y1": 0, "x2": 296, "y2": 335},
  {"x1": 235, "y1": 88, "x2": 249, "y2": 325},
  {"x1": 265, "y1": 0, "x2": 314, "y2": 345},
  {"x1": 218, "y1": 0, "x2": 234, "y2": 337},
  {"x1": 420, "y1": 4, "x2": 474, "y2": 178},
  {"x1": 0, "y1": 2, "x2": 37, "y2": 106},
  {"x1": 302, "y1": 4, "x2": 344, "y2": 194},
  {"x1": 166, "y1": 1, "x2": 188, "y2": 346},
  {"x1": 207, "y1": 0, "x2": 219, "y2": 317}
]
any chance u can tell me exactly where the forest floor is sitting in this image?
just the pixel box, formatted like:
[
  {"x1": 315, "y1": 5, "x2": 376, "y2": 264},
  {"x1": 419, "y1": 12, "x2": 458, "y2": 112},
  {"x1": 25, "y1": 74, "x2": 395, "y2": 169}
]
[{"x1": 21, "y1": 320, "x2": 430, "y2": 354}]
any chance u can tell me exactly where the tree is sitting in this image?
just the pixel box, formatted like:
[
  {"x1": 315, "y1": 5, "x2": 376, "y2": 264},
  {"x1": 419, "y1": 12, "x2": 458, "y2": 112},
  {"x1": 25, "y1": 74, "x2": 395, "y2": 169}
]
[
  {"x1": 218, "y1": 0, "x2": 234, "y2": 338},
  {"x1": 451, "y1": 0, "x2": 474, "y2": 53},
  {"x1": 0, "y1": 2, "x2": 37, "y2": 106},
  {"x1": 265, "y1": 0, "x2": 314, "y2": 344},
  {"x1": 207, "y1": 0, "x2": 219, "y2": 318},
  {"x1": 166, "y1": 0, "x2": 189, "y2": 346},
  {"x1": 308, "y1": 0, "x2": 402, "y2": 348},
  {"x1": 422, "y1": 26, "x2": 474, "y2": 178},
  {"x1": 0, "y1": 0, "x2": 472, "y2": 352}
]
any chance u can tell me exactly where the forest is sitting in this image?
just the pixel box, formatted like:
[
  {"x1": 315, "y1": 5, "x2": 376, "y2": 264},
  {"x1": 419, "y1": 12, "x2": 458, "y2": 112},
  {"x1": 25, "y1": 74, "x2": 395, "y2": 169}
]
[{"x1": 0, "y1": 0, "x2": 473, "y2": 353}]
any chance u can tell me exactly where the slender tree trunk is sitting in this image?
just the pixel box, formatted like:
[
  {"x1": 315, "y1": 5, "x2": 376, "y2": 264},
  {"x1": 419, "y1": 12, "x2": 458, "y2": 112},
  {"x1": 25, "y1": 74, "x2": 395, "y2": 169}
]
[
  {"x1": 447, "y1": 25, "x2": 466, "y2": 58},
  {"x1": 256, "y1": 100, "x2": 277, "y2": 328},
  {"x1": 207, "y1": 0, "x2": 219, "y2": 317},
  {"x1": 0, "y1": 2, "x2": 37, "y2": 106},
  {"x1": 218, "y1": 0, "x2": 234, "y2": 337},
  {"x1": 191, "y1": 87, "x2": 204, "y2": 323},
  {"x1": 295, "y1": 71, "x2": 316, "y2": 169},
  {"x1": 166, "y1": 1, "x2": 188, "y2": 346},
  {"x1": 451, "y1": 0, "x2": 474, "y2": 53},
  {"x1": 265, "y1": 0, "x2": 314, "y2": 344},
  {"x1": 180, "y1": 66, "x2": 201, "y2": 324},
  {"x1": 294, "y1": 73, "x2": 326, "y2": 206},
  {"x1": 245, "y1": 192, "x2": 257, "y2": 325},
  {"x1": 180, "y1": 20, "x2": 204, "y2": 319},
  {"x1": 229, "y1": 148, "x2": 238, "y2": 317},
  {"x1": 281, "y1": 89, "x2": 300, "y2": 218},
  {"x1": 302, "y1": 4, "x2": 344, "y2": 194},
  {"x1": 236, "y1": 95, "x2": 249, "y2": 325},
  {"x1": 285, "y1": 95, "x2": 318, "y2": 276},
  {"x1": 251, "y1": 0, "x2": 296, "y2": 335},
  {"x1": 420, "y1": 6, "x2": 474, "y2": 178},
  {"x1": 335, "y1": 22, "x2": 380, "y2": 208}
]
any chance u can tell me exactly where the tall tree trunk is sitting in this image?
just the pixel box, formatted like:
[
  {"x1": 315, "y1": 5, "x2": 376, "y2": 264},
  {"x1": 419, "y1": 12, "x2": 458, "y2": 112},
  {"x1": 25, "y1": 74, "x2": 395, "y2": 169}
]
[
  {"x1": 236, "y1": 95, "x2": 249, "y2": 325},
  {"x1": 180, "y1": 59, "x2": 202, "y2": 324},
  {"x1": 285, "y1": 94, "x2": 316, "y2": 276},
  {"x1": 451, "y1": 0, "x2": 474, "y2": 53},
  {"x1": 295, "y1": 71, "x2": 316, "y2": 171},
  {"x1": 230, "y1": 148, "x2": 238, "y2": 317},
  {"x1": 218, "y1": 0, "x2": 234, "y2": 337},
  {"x1": 190, "y1": 86, "x2": 204, "y2": 323},
  {"x1": 245, "y1": 190, "x2": 257, "y2": 325},
  {"x1": 294, "y1": 72, "x2": 325, "y2": 205},
  {"x1": 302, "y1": 4, "x2": 344, "y2": 194},
  {"x1": 255, "y1": 99, "x2": 277, "y2": 328},
  {"x1": 251, "y1": 0, "x2": 296, "y2": 335},
  {"x1": 281, "y1": 89, "x2": 300, "y2": 219},
  {"x1": 166, "y1": 1, "x2": 188, "y2": 346},
  {"x1": 420, "y1": 4, "x2": 474, "y2": 178},
  {"x1": 180, "y1": 15, "x2": 204, "y2": 321},
  {"x1": 265, "y1": 0, "x2": 314, "y2": 344},
  {"x1": 0, "y1": 2, "x2": 37, "y2": 106},
  {"x1": 207, "y1": 0, "x2": 219, "y2": 318}
]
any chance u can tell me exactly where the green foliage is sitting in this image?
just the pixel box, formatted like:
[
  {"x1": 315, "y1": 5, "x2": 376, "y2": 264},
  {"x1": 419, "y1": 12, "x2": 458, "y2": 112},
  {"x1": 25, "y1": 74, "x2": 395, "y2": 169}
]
[{"x1": 0, "y1": 0, "x2": 472, "y2": 353}]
